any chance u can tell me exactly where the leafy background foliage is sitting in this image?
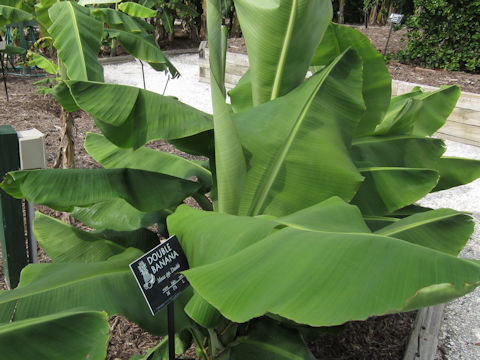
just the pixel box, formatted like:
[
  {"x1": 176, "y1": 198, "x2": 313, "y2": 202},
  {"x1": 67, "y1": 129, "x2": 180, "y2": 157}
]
[{"x1": 398, "y1": 0, "x2": 480, "y2": 73}]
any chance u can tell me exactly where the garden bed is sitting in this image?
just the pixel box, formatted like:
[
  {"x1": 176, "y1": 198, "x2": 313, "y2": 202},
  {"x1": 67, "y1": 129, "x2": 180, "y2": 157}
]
[
  {"x1": 0, "y1": 69, "x2": 417, "y2": 360},
  {"x1": 1, "y1": 24, "x2": 479, "y2": 359}
]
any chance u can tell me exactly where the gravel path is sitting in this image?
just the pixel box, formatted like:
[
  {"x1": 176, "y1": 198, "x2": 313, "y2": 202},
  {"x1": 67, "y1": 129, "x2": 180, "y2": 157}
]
[
  {"x1": 104, "y1": 54, "x2": 480, "y2": 360},
  {"x1": 419, "y1": 140, "x2": 480, "y2": 360}
]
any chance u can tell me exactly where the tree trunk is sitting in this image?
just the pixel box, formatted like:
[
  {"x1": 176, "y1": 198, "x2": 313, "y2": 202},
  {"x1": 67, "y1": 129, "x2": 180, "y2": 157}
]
[
  {"x1": 230, "y1": 11, "x2": 241, "y2": 37},
  {"x1": 55, "y1": 60, "x2": 75, "y2": 170},
  {"x1": 110, "y1": 38, "x2": 117, "y2": 57},
  {"x1": 199, "y1": 0, "x2": 207, "y2": 40},
  {"x1": 369, "y1": 3, "x2": 378, "y2": 25},
  {"x1": 54, "y1": 109, "x2": 75, "y2": 169},
  {"x1": 338, "y1": 0, "x2": 346, "y2": 24},
  {"x1": 154, "y1": 13, "x2": 165, "y2": 45}
]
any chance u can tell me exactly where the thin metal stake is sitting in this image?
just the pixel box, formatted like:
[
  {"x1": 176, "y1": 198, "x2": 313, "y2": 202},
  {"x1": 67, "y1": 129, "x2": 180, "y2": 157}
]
[
  {"x1": 384, "y1": 22, "x2": 394, "y2": 56},
  {"x1": 168, "y1": 301, "x2": 175, "y2": 360},
  {"x1": 25, "y1": 201, "x2": 38, "y2": 263},
  {"x1": 1, "y1": 53, "x2": 9, "y2": 102},
  {"x1": 140, "y1": 60, "x2": 146, "y2": 90},
  {"x1": 163, "y1": 74, "x2": 171, "y2": 96}
]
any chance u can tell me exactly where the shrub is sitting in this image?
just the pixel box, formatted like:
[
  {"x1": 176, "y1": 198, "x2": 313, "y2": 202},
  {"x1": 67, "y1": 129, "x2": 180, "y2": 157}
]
[{"x1": 398, "y1": 0, "x2": 480, "y2": 73}]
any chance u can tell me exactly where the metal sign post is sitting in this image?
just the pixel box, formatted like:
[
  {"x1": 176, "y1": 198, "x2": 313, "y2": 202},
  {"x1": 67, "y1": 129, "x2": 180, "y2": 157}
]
[
  {"x1": 0, "y1": 37, "x2": 8, "y2": 101},
  {"x1": 129, "y1": 235, "x2": 191, "y2": 360},
  {"x1": 168, "y1": 302, "x2": 175, "y2": 360},
  {"x1": 384, "y1": 13, "x2": 404, "y2": 56}
]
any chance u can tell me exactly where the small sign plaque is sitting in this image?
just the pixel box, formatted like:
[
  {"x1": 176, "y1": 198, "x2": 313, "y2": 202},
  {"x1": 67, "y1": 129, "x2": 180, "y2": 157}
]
[
  {"x1": 388, "y1": 13, "x2": 404, "y2": 24},
  {"x1": 129, "y1": 235, "x2": 190, "y2": 315}
]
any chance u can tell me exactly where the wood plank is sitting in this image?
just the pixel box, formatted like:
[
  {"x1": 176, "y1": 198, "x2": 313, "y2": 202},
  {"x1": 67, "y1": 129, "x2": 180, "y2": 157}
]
[
  {"x1": 403, "y1": 304, "x2": 445, "y2": 360},
  {"x1": 0, "y1": 125, "x2": 27, "y2": 289},
  {"x1": 449, "y1": 107, "x2": 480, "y2": 127},
  {"x1": 437, "y1": 120, "x2": 480, "y2": 146}
]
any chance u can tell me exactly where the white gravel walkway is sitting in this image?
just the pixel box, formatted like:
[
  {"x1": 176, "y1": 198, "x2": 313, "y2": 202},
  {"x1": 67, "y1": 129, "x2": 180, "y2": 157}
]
[{"x1": 104, "y1": 54, "x2": 480, "y2": 360}]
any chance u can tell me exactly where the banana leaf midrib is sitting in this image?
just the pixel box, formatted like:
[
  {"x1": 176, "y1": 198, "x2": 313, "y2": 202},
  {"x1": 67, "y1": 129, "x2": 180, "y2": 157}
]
[
  {"x1": 357, "y1": 166, "x2": 439, "y2": 172},
  {"x1": 241, "y1": 338, "x2": 307, "y2": 360},
  {"x1": 351, "y1": 134, "x2": 433, "y2": 145},
  {"x1": 363, "y1": 215, "x2": 400, "y2": 222},
  {"x1": 270, "y1": 0, "x2": 297, "y2": 101},
  {"x1": 69, "y1": 4, "x2": 88, "y2": 79},
  {"x1": 52, "y1": 2, "x2": 89, "y2": 80},
  {"x1": 376, "y1": 212, "x2": 470, "y2": 236},
  {"x1": 248, "y1": 56, "x2": 342, "y2": 216},
  {"x1": 0, "y1": 261, "x2": 132, "y2": 304},
  {"x1": 0, "y1": 310, "x2": 104, "y2": 332}
]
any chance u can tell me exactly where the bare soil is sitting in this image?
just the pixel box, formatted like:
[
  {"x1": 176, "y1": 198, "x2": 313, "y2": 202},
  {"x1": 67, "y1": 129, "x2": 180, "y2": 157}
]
[{"x1": 1, "y1": 24, "x2": 468, "y2": 358}]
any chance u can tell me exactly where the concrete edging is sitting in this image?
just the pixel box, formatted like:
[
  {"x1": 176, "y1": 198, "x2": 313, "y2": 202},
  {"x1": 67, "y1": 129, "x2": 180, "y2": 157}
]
[{"x1": 98, "y1": 48, "x2": 199, "y2": 65}]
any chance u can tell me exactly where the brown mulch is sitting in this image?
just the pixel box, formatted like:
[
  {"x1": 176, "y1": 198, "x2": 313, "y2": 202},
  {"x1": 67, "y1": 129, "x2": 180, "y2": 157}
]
[{"x1": 2, "y1": 24, "x2": 470, "y2": 358}]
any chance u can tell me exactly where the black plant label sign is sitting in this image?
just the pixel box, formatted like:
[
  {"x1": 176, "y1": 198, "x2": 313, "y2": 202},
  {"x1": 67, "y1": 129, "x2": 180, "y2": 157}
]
[{"x1": 129, "y1": 235, "x2": 190, "y2": 315}]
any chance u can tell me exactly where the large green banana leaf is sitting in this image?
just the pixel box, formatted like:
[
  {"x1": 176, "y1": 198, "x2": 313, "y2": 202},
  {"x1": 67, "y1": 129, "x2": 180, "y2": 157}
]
[
  {"x1": 48, "y1": 1, "x2": 104, "y2": 82},
  {"x1": 168, "y1": 198, "x2": 480, "y2": 327},
  {"x1": 184, "y1": 292, "x2": 223, "y2": 328},
  {"x1": 26, "y1": 52, "x2": 58, "y2": 75},
  {"x1": 0, "y1": 168, "x2": 200, "y2": 212},
  {"x1": 0, "y1": 248, "x2": 192, "y2": 335},
  {"x1": 375, "y1": 208, "x2": 473, "y2": 256},
  {"x1": 351, "y1": 136, "x2": 445, "y2": 168},
  {"x1": 91, "y1": 7, "x2": 150, "y2": 33},
  {"x1": 0, "y1": 310, "x2": 110, "y2": 360},
  {"x1": 0, "y1": 0, "x2": 33, "y2": 13},
  {"x1": 234, "y1": 49, "x2": 365, "y2": 216},
  {"x1": 434, "y1": 157, "x2": 480, "y2": 191},
  {"x1": 375, "y1": 87, "x2": 423, "y2": 133},
  {"x1": 67, "y1": 81, "x2": 212, "y2": 148},
  {"x1": 234, "y1": 0, "x2": 332, "y2": 105},
  {"x1": 85, "y1": 132, "x2": 212, "y2": 188},
  {"x1": 51, "y1": 82, "x2": 82, "y2": 112},
  {"x1": 34, "y1": 0, "x2": 55, "y2": 33},
  {"x1": 70, "y1": 199, "x2": 171, "y2": 232},
  {"x1": 79, "y1": 0, "x2": 121, "y2": 5},
  {"x1": 229, "y1": 319, "x2": 315, "y2": 360},
  {"x1": 207, "y1": 0, "x2": 247, "y2": 214},
  {"x1": 118, "y1": 2, "x2": 157, "y2": 18},
  {"x1": 33, "y1": 212, "x2": 127, "y2": 262},
  {"x1": 95, "y1": 227, "x2": 160, "y2": 252},
  {"x1": 351, "y1": 136, "x2": 449, "y2": 215},
  {"x1": 375, "y1": 86, "x2": 460, "y2": 136},
  {"x1": 229, "y1": 69, "x2": 253, "y2": 113},
  {"x1": 0, "y1": 5, "x2": 32, "y2": 26},
  {"x1": 352, "y1": 167, "x2": 439, "y2": 215},
  {"x1": 130, "y1": 330, "x2": 192, "y2": 360},
  {"x1": 107, "y1": 29, "x2": 179, "y2": 77},
  {"x1": 311, "y1": 22, "x2": 391, "y2": 137},
  {"x1": 34, "y1": 211, "x2": 160, "y2": 258}
]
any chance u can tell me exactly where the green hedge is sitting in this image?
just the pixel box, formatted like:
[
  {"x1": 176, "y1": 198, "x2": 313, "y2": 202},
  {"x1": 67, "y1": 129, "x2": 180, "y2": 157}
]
[{"x1": 398, "y1": 0, "x2": 480, "y2": 73}]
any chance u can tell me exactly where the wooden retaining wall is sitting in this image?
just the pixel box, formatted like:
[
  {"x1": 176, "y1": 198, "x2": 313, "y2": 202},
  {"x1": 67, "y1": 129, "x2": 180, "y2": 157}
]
[
  {"x1": 392, "y1": 80, "x2": 480, "y2": 147},
  {"x1": 199, "y1": 50, "x2": 480, "y2": 147}
]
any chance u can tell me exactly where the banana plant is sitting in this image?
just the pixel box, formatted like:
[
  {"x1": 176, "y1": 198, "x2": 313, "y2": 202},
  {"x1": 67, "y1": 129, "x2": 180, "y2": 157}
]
[
  {"x1": 27, "y1": 0, "x2": 178, "y2": 168},
  {"x1": 0, "y1": 2, "x2": 32, "y2": 71},
  {"x1": 2, "y1": 0, "x2": 480, "y2": 359},
  {"x1": 137, "y1": 0, "x2": 199, "y2": 42}
]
